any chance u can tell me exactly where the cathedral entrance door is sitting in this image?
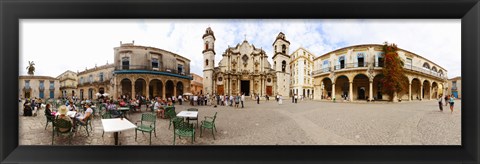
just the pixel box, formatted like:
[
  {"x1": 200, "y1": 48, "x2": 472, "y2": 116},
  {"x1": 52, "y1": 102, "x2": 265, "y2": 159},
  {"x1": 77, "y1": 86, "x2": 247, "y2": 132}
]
[
  {"x1": 217, "y1": 85, "x2": 224, "y2": 95},
  {"x1": 266, "y1": 86, "x2": 272, "y2": 96},
  {"x1": 241, "y1": 80, "x2": 250, "y2": 96}
]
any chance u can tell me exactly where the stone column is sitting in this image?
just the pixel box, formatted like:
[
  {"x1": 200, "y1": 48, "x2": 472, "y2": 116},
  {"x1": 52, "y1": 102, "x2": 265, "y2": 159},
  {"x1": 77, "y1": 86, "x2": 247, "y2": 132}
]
[
  {"x1": 332, "y1": 83, "x2": 336, "y2": 100},
  {"x1": 146, "y1": 83, "x2": 150, "y2": 99},
  {"x1": 369, "y1": 81, "x2": 373, "y2": 101},
  {"x1": 429, "y1": 86, "x2": 432, "y2": 100},
  {"x1": 250, "y1": 78, "x2": 254, "y2": 97},
  {"x1": 162, "y1": 83, "x2": 166, "y2": 99},
  {"x1": 420, "y1": 84, "x2": 423, "y2": 100},
  {"x1": 173, "y1": 83, "x2": 177, "y2": 97},
  {"x1": 349, "y1": 81, "x2": 353, "y2": 101},
  {"x1": 131, "y1": 80, "x2": 135, "y2": 100},
  {"x1": 408, "y1": 83, "x2": 412, "y2": 101}
]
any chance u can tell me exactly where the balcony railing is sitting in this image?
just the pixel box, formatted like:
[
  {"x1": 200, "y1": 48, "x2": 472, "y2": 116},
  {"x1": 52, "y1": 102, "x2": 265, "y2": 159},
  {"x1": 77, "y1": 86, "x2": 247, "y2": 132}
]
[
  {"x1": 115, "y1": 65, "x2": 189, "y2": 76},
  {"x1": 334, "y1": 62, "x2": 369, "y2": 70},
  {"x1": 403, "y1": 64, "x2": 445, "y2": 79}
]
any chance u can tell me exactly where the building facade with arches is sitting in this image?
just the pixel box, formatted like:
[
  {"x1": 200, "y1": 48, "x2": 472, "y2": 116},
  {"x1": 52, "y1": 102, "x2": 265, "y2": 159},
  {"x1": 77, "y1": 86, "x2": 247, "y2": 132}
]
[
  {"x1": 203, "y1": 27, "x2": 291, "y2": 98},
  {"x1": 312, "y1": 44, "x2": 448, "y2": 102},
  {"x1": 111, "y1": 42, "x2": 192, "y2": 100}
]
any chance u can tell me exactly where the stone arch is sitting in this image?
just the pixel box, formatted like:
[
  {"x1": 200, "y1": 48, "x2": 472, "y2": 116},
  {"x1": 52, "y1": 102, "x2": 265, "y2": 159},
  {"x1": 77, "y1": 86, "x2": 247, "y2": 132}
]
[
  {"x1": 176, "y1": 81, "x2": 184, "y2": 96},
  {"x1": 134, "y1": 78, "x2": 147, "y2": 98},
  {"x1": 423, "y1": 62, "x2": 430, "y2": 69},
  {"x1": 335, "y1": 75, "x2": 350, "y2": 100},
  {"x1": 373, "y1": 74, "x2": 385, "y2": 100},
  {"x1": 120, "y1": 78, "x2": 132, "y2": 99},
  {"x1": 422, "y1": 79, "x2": 431, "y2": 100},
  {"x1": 411, "y1": 78, "x2": 422, "y2": 100},
  {"x1": 398, "y1": 76, "x2": 410, "y2": 100},
  {"x1": 321, "y1": 77, "x2": 333, "y2": 99},
  {"x1": 165, "y1": 80, "x2": 175, "y2": 99},
  {"x1": 149, "y1": 79, "x2": 163, "y2": 99},
  {"x1": 352, "y1": 74, "x2": 369, "y2": 100},
  {"x1": 431, "y1": 81, "x2": 439, "y2": 99},
  {"x1": 431, "y1": 66, "x2": 437, "y2": 72}
]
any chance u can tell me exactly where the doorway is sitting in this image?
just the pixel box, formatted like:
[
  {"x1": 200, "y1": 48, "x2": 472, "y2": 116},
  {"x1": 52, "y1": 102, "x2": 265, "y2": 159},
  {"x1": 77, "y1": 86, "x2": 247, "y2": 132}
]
[
  {"x1": 358, "y1": 87, "x2": 366, "y2": 99},
  {"x1": 241, "y1": 80, "x2": 250, "y2": 96}
]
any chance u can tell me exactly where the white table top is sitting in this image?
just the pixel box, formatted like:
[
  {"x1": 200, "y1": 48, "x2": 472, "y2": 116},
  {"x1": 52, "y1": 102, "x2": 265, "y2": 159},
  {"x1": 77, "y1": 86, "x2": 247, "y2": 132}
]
[
  {"x1": 101, "y1": 118, "x2": 137, "y2": 133},
  {"x1": 55, "y1": 111, "x2": 77, "y2": 118},
  {"x1": 177, "y1": 111, "x2": 198, "y2": 118}
]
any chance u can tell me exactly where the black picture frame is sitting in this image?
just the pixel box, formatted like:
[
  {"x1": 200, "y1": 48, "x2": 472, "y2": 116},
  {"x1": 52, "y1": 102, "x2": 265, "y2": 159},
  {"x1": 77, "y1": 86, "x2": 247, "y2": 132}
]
[{"x1": 1, "y1": 0, "x2": 478, "y2": 163}]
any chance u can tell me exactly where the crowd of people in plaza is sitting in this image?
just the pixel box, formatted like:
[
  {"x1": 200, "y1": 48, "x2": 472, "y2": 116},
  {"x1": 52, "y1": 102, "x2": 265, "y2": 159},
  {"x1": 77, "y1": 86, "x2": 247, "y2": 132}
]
[{"x1": 437, "y1": 94, "x2": 457, "y2": 114}]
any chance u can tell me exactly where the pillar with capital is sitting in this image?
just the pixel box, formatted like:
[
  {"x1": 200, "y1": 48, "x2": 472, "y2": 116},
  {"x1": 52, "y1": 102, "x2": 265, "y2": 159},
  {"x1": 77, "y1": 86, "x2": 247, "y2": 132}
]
[
  {"x1": 332, "y1": 82, "x2": 336, "y2": 100},
  {"x1": 173, "y1": 83, "x2": 177, "y2": 97},
  {"x1": 131, "y1": 80, "x2": 135, "y2": 99},
  {"x1": 162, "y1": 83, "x2": 166, "y2": 99},
  {"x1": 369, "y1": 81, "x2": 373, "y2": 101},
  {"x1": 408, "y1": 83, "x2": 412, "y2": 101},
  {"x1": 349, "y1": 81, "x2": 353, "y2": 101},
  {"x1": 420, "y1": 84, "x2": 423, "y2": 100}
]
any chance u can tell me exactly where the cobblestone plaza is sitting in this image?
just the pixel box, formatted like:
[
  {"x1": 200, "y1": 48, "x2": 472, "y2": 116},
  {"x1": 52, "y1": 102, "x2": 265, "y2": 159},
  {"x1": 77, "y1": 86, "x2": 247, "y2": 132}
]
[{"x1": 19, "y1": 100, "x2": 461, "y2": 145}]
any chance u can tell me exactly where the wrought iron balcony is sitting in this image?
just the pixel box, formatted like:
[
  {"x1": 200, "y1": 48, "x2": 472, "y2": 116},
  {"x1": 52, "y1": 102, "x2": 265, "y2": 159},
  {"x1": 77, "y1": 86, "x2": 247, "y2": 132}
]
[{"x1": 115, "y1": 65, "x2": 188, "y2": 76}]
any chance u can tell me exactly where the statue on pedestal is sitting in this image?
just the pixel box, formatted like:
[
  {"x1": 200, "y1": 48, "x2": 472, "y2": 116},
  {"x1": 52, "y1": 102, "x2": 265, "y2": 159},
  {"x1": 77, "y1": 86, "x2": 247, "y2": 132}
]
[{"x1": 26, "y1": 61, "x2": 35, "y2": 75}]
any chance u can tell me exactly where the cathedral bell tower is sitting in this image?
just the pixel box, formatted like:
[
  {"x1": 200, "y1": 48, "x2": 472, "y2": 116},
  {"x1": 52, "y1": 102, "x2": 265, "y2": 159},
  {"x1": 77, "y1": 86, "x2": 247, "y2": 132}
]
[
  {"x1": 272, "y1": 32, "x2": 291, "y2": 97},
  {"x1": 203, "y1": 27, "x2": 216, "y2": 95}
]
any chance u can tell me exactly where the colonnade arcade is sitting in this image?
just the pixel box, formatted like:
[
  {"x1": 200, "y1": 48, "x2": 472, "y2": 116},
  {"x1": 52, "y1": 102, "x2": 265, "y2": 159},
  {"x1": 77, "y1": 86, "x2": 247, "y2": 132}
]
[
  {"x1": 318, "y1": 72, "x2": 445, "y2": 101},
  {"x1": 115, "y1": 74, "x2": 189, "y2": 100}
]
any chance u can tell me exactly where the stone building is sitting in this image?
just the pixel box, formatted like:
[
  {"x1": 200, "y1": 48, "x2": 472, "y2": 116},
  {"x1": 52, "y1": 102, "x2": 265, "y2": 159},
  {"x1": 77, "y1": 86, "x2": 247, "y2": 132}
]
[
  {"x1": 290, "y1": 47, "x2": 315, "y2": 99},
  {"x1": 190, "y1": 73, "x2": 203, "y2": 95},
  {"x1": 57, "y1": 70, "x2": 78, "y2": 98},
  {"x1": 447, "y1": 76, "x2": 461, "y2": 99},
  {"x1": 203, "y1": 27, "x2": 290, "y2": 98},
  {"x1": 111, "y1": 42, "x2": 192, "y2": 100},
  {"x1": 312, "y1": 44, "x2": 448, "y2": 102},
  {"x1": 77, "y1": 64, "x2": 115, "y2": 100},
  {"x1": 19, "y1": 75, "x2": 60, "y2": 99}
]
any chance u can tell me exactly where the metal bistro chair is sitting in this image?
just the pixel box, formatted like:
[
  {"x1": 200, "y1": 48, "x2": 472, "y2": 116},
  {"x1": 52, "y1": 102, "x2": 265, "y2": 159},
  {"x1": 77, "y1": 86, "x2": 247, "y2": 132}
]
[
  {"x1": 173, "y1": 119, "x2": 195, "y2": 145},
  {"x1": 186, "y1": 108, "x2": 199, "y2": 128},
  {"x1": 135, "y1": 113, "x2": 157, "y2": 145},
  {"x1": 165, "y1": 108, "x2": 182, "y2": 130},
  {"x1": 200, "y1": 112, "x2": 218, "y2": 140},
  {"x1": 45, "y1": 114, "x2": 55, "y2": 130},
  {"x1": 76, "y1": 115, "x2": 93, "y2": 136},
  {"x1": 52, "y1": 118, "x2": 74, "y2": 145}
]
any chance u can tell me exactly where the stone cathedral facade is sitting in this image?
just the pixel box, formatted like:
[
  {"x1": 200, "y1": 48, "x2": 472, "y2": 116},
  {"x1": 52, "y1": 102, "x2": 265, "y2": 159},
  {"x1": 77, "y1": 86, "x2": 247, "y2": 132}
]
[{"x1": 202, "y1": 27, "x2": 291, "y2": 98}]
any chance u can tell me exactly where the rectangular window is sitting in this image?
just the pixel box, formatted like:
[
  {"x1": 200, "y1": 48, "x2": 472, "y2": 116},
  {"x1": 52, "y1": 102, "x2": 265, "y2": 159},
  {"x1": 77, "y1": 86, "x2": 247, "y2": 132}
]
[
  {"x1": 152, "y1": 58, "x2": 159, "y2": 68},
  {"x1": 406, "y1": 58, "x2": 413, "y2": 69},
  {"x1": 25, "y1": 80, "x2": 30, "y2": 88},
  {"x1": 49, "y1": 81, "x2": 54, "y2": 89},
  {"x1": 89, "y1": 75, "x2": 93, "y2": 83},
  {"x1": 99, "y1": 73, "x2": 104, "y2": 82},
  {"x1": 122, "y1": 57, "x2": 129, "y2": 70},
  {"x1": 39, "y1": 81, "x2": 45, "y2": 90},
  {"x1": 178, "y1": 64, "x2": 184, "y2": 74},
  {"x1": 80, "y1": 77, "x2": 84, "y2": 84},
  {"x1": 50, "y1": 91, "x2": 54, "y2": 98}
]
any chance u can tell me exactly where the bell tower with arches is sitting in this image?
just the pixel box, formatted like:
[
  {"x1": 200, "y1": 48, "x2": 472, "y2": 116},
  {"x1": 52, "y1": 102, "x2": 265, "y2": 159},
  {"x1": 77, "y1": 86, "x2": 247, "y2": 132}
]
[
  {"x1": 203, "y1": 27, "x2": 215, "y2": 95},
  {"x1": 272, "y1": 32, "x2": 291, "y2": 97}
]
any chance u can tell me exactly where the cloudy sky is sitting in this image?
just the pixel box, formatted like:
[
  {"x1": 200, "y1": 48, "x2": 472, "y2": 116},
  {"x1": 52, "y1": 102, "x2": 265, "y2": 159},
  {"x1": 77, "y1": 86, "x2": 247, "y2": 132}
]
[{"x1": 20, "y1": 19, "x2": 461, "y2": 78}]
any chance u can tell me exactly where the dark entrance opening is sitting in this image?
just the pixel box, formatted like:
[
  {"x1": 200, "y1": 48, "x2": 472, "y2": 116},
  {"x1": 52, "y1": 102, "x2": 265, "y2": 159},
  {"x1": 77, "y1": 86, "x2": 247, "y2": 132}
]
[
  {"x1": 241, "y1": 80, "x2": 250, "y2": 96},
  {"x1": 358, "y1": 57, "x2": 365, "y2": 67},
  {"x1": 358, "y1": 87, "x2": 366, "y2": 99}
]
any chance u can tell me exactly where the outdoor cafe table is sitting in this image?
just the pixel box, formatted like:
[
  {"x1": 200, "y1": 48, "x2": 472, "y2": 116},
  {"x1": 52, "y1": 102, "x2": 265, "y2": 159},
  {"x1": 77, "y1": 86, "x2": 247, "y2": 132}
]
[
  {"x1": 117, "y1": 107, "x2": 130, "y2": 119},
  {"x1": 101, "y1": 118, "x2": 137, "y2": 145},
  {"x1": 176, "y1": 111, "x2": 198, "y2": 123}
]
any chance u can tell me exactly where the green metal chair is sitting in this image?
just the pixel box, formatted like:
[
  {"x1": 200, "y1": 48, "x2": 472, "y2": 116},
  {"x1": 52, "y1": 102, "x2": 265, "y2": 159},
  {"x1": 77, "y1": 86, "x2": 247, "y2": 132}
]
[
  {"x1": 200, "y1": 112, "x2": 218, "y2": 140},
  {"x1": 165, "y1": 109, "x2": 182, "y2": 130},
  {"x1": 76, "y1": 115, "x2": 92, "y2": 136},
  {"x1": 135, "y1": 113, "x2": 157, "y2": 145},
  {"x1": 173, "y1": 119, "x2": 195, "y2": 145},
  {"x1": 186, "y1": 108, "x2": 199, "y2": 128},
  {"x1": 45, "y1": 114, "x2": 55, "y2": 130},
  {"x1": 52, "y1": 118, "x2": 74, "y2": 145}
]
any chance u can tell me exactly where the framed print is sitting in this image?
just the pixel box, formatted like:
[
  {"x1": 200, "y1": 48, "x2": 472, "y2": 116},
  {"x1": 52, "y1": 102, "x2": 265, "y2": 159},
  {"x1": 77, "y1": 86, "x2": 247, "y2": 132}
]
[{"x1": 1, "y1": 0, "x2": 479, "y2": 163}]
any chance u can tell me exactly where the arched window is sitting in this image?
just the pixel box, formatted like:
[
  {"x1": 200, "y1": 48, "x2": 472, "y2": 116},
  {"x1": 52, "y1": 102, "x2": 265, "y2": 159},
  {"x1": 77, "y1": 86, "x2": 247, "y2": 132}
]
[
  {"x1": 205, "y1": 59, "x2": 209, "y2": 66},
  {"x1": 275, "y1": 45, "x2": 277, "y2": 53},
  {"x1": 282, "y1": 60, "x2": 286, "y2": 72},
  {"x1": 423, "y1": 62, "x2": 430, "y2": 69},
  {"x1": 282, "y1": 45, "x2": 286, "y2": 54},
  {"x1": 205, "y1": 42, "x2": 209, "y2": 50}
]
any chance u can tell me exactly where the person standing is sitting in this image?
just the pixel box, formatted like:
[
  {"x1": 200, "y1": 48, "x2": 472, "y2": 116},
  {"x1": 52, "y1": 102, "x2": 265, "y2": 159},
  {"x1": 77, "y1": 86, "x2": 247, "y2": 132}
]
[
  {"x1": 256, "y1": 94, "x2": 260, "y2": 104},
  {"x1": 193, "y1": 94, "x2": 198, "y2": 106},
  {"x1": 294, "y1": 94, "x2": 298, "y2": 103},
  {"x1": 444, "y1": 95, "x2": 449, "y2": 106},
  {"x1": 234, "y1": 94, "x2": 240, "y2": 108},
  {"x1": 292, "y1": 95, "x2": 294, "y2": 103},
  {"x1": 241, "y1": 93, "x2": 245, "y2": 108},
  {"x1": 437, "y1": 95, "x2": 443, "y2": 111},
  {"x1": 449, "y1": 94, "x2": 455, "y2": 114},
  {"x1": 224, "y1": 95, "x2": 228, "y2": 106},
  {"x1": 178, "y1": 94, "x2": 183, "y2": 105},
  {"x1": 229, "y1": 95, "x2": 234, "y2": 106},
  {"x1": 276, "y1": 94, "x2": 279, "y2": 102},
  {"x1": 278, "y1": 95, "x2": 283, "y2": 105}
]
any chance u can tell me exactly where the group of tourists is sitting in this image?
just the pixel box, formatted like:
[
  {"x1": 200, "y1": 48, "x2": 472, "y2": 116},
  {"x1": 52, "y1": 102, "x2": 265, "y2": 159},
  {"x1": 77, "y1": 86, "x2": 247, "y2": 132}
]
[
  {"x1": 438, "y1": 94, "x2": 457, "y2": 114},
  {"x1": 190, "y1": 94, "x2": 209, "y2": 106},
  {"x1": 215, "y1": 93, "x2": 245, "y2": 108}
]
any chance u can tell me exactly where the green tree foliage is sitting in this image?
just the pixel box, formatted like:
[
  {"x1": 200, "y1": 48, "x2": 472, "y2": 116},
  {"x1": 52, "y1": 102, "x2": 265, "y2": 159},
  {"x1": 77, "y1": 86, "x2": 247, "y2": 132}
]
[{"x1": 381, "y1": 42, "x2": 408, "y2": 101}]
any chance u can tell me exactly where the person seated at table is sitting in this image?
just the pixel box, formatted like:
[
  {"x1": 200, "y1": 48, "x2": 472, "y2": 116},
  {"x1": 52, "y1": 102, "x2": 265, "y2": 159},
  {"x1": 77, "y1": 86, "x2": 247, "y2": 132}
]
[
  {"x1": 67, "y1": 101, "x2": 76, "y2": 111},
  {"x1": 76, "y1": 103, "x2": 93, "y2": 126},
  {"x1": 130, "y1": 98, "x2": 139, "y2": 112},
  {"x1": 106, "y1": 100, "x2": 121, "y2": 117},
  {"x1": 119, "y1": 99, "x2": 127, "y2": 107},
  {"x1": 153, "y1": 98, "x2": 164, "y2": 118},
  {"x1": 45, "y1": 104, "x2": 56, "y2": 116},
  {"x1": 56, "y1": 105, "x2": 73, "y2": 132}
]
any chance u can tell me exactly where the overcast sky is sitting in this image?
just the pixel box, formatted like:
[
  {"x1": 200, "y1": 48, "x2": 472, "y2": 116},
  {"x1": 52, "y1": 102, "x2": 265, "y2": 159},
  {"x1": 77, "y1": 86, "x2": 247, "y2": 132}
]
[{"x1": 20, "y1": 19, "x2": 461, "y2": 78}]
